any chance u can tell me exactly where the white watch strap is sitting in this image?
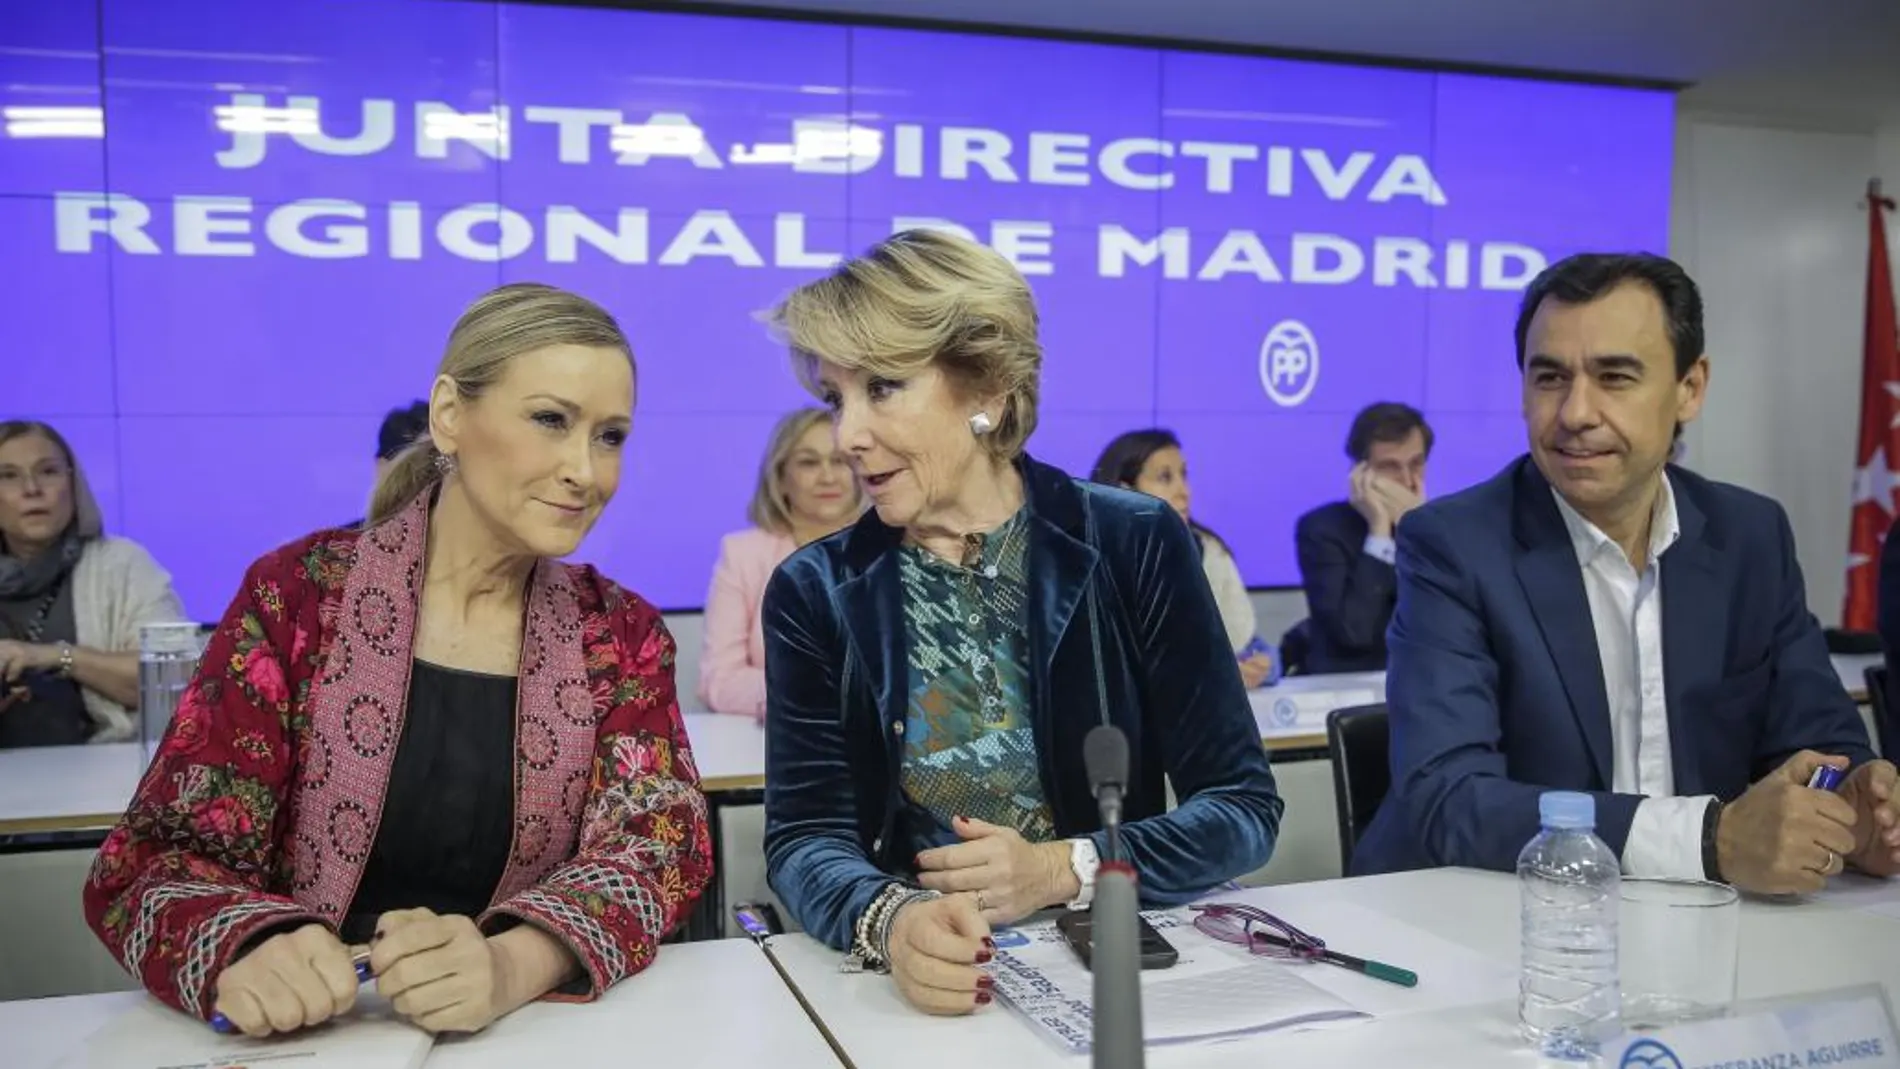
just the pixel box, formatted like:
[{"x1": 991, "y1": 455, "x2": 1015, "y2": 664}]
[{"x1": 1067, "y1": 838, "x2": 1101, "y2": 910}]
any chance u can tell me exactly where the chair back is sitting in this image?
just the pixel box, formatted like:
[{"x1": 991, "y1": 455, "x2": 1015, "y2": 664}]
[
  {"x1": 1324, "y1": 703, "x2": 1390, "y2": 868},
  {"x1": 1865, "y1": 665, "x2": 1892, "y2": 758}
]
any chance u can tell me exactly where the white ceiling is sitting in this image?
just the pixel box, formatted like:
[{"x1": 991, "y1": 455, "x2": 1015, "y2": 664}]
[{"x1": 707, "y1": 0, "x2": 1900, "y2": 129}]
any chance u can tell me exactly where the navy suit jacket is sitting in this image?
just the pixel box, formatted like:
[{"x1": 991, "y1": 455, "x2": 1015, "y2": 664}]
[
  {"x1": 1293, "y1": 500, "x2": 1394, "y2": 673},
  {"x1": 1353, "y1": 457, "x2": 1876, "y2": 876},
  {"x1": 761, "y1": 454, "x2": 1284, "y2": 950},
  {"x1": 1876, "y1": 514, "x2": 1900, "y2": 749}
]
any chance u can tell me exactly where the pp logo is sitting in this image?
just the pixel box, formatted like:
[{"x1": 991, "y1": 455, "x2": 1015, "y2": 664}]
[
  {"x1": 1620, "y1": 1039, "x2": 1683, "y2": 1069},
  {"x1": 1271, "y1": 698, "x2": 1299, "y2": 728},
  {"x1": 1258, "y1": 320, "x2": 1319, "y2": 407}
]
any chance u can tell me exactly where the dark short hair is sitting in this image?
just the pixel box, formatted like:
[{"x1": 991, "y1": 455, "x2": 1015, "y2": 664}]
[
  {"x1": 1090, "y1": 428, "x2": 1179, "y2": 488},
  {"x1": 1089, "y1": 428, "x2": 1228, "y2": 555},
  {"x1": 1345, "y1": 403, "x2": 1433, "y2": 463},
  {"x1": 1513, "y1": 253, "x2": 1705, "y2": 379},
  {"x1": 376, "y1": 401, "x2": 430, "y2": 461}
]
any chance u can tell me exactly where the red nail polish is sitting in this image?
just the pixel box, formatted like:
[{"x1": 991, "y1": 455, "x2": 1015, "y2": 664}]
[
  {"x1": 976, "y1": 991, "x2": 993, "y2": 1006},
  {"x1": 982, "y1": 936, "x2": 995, "y2": 949},
  {"x1": 977, "y1": 975, "x2": 995, "y2": 990},
  {"x1": 976, "y1": 949, "x2": 993, "y2": 964}
]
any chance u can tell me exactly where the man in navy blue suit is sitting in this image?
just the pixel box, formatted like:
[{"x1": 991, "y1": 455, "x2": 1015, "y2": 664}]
[
  {"x1": 1292, "y1": 403, "x2": 1433, "y2": 673},
  {"x1": 1354, "y1": 253, "x2": 1900, "y2": 895}
]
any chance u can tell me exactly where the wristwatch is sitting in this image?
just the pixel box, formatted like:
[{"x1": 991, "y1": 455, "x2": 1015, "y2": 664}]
[{"x1": 1066, "y1": 838, "x2": 1101, "y2": 910}]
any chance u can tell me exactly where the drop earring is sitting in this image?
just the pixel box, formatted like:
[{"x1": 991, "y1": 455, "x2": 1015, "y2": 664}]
[{"x1": 968, "y1": 412, "x2": 994, "y2": 436}]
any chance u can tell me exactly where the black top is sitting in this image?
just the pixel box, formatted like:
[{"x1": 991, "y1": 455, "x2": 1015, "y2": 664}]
[
  {"x1": 341, "y1": 659, "x2": 517, "y2": 944},
  {"x1": 0, "y1": 576, "x2": 92, "y2": 748}
]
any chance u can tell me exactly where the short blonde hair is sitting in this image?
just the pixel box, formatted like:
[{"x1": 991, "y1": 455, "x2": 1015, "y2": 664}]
[
  {"x1": 766, "y1": 229, "x2": 1042, "y2": 460},
  {"x1": 367, "y1": 283, "x2": 633, "y2": 526},
  {"x1": 0, "y1": 420, "x2": 104, "y2": 548},
  {"x1": 746, "y1": 407, "x2": 861, "y2": 535}
]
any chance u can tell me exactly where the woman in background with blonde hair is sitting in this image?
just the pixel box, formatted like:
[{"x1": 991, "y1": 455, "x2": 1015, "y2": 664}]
[
  {"x1": 698, "y1": 406, "x2": 860, "y2": 718},
  {"x1": 85, "y1": 283, "x2": 711, "y2": 1039},
  {"x1": 0, "y1": 420, "x2": 186, "y2": 746}
]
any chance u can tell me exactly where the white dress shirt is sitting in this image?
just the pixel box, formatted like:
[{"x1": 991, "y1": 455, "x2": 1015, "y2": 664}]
[
  {"x1": 1363, "y1": 533, "x2": 1397, "y2": 565},
  {"x1": 1552, "y1": 475, "x2": 1715, "y2": 879}
]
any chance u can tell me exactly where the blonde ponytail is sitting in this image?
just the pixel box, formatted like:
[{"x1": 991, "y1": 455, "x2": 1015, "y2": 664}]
[
  {"x1": 361, "y1": 282, "x2": 633, "y2": 527},
  {"x1": 366, "y1": 440, "x2": 442, "y2": 527}
]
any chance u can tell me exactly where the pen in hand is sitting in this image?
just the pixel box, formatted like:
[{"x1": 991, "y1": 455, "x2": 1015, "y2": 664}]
[{"x1": 210, "y1": 947, "x2": 374, "y2": 1035}]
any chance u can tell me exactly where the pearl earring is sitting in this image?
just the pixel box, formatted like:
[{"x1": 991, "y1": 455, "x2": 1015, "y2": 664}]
[{"x1": 968, "y1": 412, "x2": 994, "y2": 436}]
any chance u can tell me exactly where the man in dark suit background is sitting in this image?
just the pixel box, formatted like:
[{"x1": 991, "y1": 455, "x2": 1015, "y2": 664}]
[
  {"x1": 1354, "y1": 252, "x2": 1900, "y2": 894},
  {"x1": 1876, "y1": 515, "x2": 1900, "y2": 753},
  {"x1": 1292, "y1": 403, "x2": 1432, "y2": 673}
]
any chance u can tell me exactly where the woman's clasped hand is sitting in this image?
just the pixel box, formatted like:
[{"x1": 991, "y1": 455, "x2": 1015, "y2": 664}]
[
  {"x1": 915, "y1": 815, "x2": 1078, "y2": 925},
  {"x1": 886, "y1": 893, "x2": 997, "y2": 1016},
  {"x1": 211, "y1": 909, "x2": 524, "y2": 1037}
]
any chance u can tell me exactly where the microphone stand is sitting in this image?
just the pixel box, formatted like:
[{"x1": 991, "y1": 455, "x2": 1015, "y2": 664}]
[{"x1": 1091, "y1": 780, "x2": 1146, "y2": 1069}]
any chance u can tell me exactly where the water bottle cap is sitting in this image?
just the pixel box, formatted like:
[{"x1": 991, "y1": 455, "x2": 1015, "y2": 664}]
[
  {"x1": 140, "y1": 621, "x2": 201, "y2": 656},
  {"x1": 1539, "y1": 791, "x2": 1595, "y2": 830}
]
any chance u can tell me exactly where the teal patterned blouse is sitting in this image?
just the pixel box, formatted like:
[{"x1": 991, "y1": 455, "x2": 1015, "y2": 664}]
[{"x1": 896, "y1": 508, "x2": 1055, "y2": 842}]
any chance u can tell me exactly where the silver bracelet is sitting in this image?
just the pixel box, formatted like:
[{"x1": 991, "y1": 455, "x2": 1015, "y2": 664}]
[{"x1": 842, "y1": 884, "x2": 941, "y2": 974}]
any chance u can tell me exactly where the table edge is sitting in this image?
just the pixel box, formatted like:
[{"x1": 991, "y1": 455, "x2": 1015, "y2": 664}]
[{"x1": 0, "y1": 812, "x2": 121, "y2": 837}]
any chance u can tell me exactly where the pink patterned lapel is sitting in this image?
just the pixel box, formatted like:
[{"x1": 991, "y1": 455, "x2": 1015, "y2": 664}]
[
  {"x1": 490, "y1": 556, "x2": 598, "y2": 904},
  {"x1": 289, "y1": 494, "x2": 601, "y2": 923}
]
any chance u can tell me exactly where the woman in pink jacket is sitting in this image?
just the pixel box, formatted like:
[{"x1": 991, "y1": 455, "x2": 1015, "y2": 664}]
[{"x1": 698, "y1": 408, "x2": 861, "y2": 717}]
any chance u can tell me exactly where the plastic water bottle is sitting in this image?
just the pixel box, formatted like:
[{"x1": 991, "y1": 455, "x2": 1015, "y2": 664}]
[
  {"x1": 138, "y1": 622, "x2": 202, "y2": 754},
  {"x1": 1518, "y1": 791, "x2": 1621, "y2": 1060}
]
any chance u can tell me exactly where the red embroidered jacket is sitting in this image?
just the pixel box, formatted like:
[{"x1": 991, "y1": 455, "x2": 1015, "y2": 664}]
[{"x1": 82, "y1": 500, "x2": 712, "y2": 1018}]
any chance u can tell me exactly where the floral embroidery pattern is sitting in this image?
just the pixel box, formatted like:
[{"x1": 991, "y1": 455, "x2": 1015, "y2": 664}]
[{"x1": 82, "y1": 506, "x2": 711, "y2": 1019}]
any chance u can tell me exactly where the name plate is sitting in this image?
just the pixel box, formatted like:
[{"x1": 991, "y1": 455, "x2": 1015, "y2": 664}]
[
  {"x1": 1257, "y1": 688, "x2": 1378, "y2": 734},
  {"x1": 1608, "y1": 989, "x2": 1899, "y2": 1069}
]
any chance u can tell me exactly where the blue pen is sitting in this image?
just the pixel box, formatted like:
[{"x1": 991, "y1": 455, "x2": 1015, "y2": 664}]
[
  {"x1": 210, "y1": 948, "x2": 372, "y2": 1034},
  {"x1": 1807, "y1": 765, "x2": 1845, "y2": 792}
]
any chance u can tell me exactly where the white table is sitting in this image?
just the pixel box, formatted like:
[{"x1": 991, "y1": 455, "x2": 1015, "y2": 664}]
[
  {"x1": 7, "y1": 937, "x2": 843, "y2": 1069},
  {"x1": 1251, "y1": 671, "x2": 1385, "y2": 751},
  {"x1": 683, "y1": 711, "x2": 768, "y2": 791},
  {"x1": 1836, "y1": 651, "x2": 1882, "y2": 702},
  {"x1": 766, "y1": 867, "x2": 1900, "y2": 1069},
  {"x1": 1244, "y1": 654, "x2": 1882, "y2": 757},
  {"x1": 0, "y1": 743, "x2": 145, "y2": 837}
]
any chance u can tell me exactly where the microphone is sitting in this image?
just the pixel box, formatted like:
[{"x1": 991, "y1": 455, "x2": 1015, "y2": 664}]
[
  {"x1": 1084, "y1": 724, "x2": 1129, "y2": 860},
  {"x1": 1082, "y1": 725, "x2": 1144, "y2": 1069}
]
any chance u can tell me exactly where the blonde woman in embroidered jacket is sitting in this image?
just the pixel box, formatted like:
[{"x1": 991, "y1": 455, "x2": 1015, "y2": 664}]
[
  {"x1": 83, "y1": 284, "x2": 712, "y2": 1039},
  {"x1": 0, "y1": 420, "x2": 187, "y2": 747}
]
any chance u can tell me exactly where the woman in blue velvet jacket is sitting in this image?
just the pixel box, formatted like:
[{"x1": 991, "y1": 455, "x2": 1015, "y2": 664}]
[{"x1": 759, "y1": 229, "x2": 1284, "y2": 1016}]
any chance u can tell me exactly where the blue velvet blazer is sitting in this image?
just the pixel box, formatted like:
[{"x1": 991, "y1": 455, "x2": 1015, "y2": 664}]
[{"x1": 760, "y1": 453, "x2": 1284, "y2": 949}]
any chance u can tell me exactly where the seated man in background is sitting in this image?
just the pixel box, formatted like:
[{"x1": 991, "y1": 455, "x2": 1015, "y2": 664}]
[
  {"x1": 343, "y1": 401, "x2": 429, "y2": 529},
  {"x1": 1291, "y1": 402, "x2": 1431, "y2": 673},
  {"x1": 1355, "y1": 252, "x2": 1900, "y2": 894}
]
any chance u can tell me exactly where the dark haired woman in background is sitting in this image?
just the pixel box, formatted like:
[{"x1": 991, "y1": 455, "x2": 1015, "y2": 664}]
[
  {"x1": 1091, "y1": 429, "x2": 1277, "y2": 688},
  {"x1": 0, "y1": 420, "x2": 186, "y2": 747}
]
